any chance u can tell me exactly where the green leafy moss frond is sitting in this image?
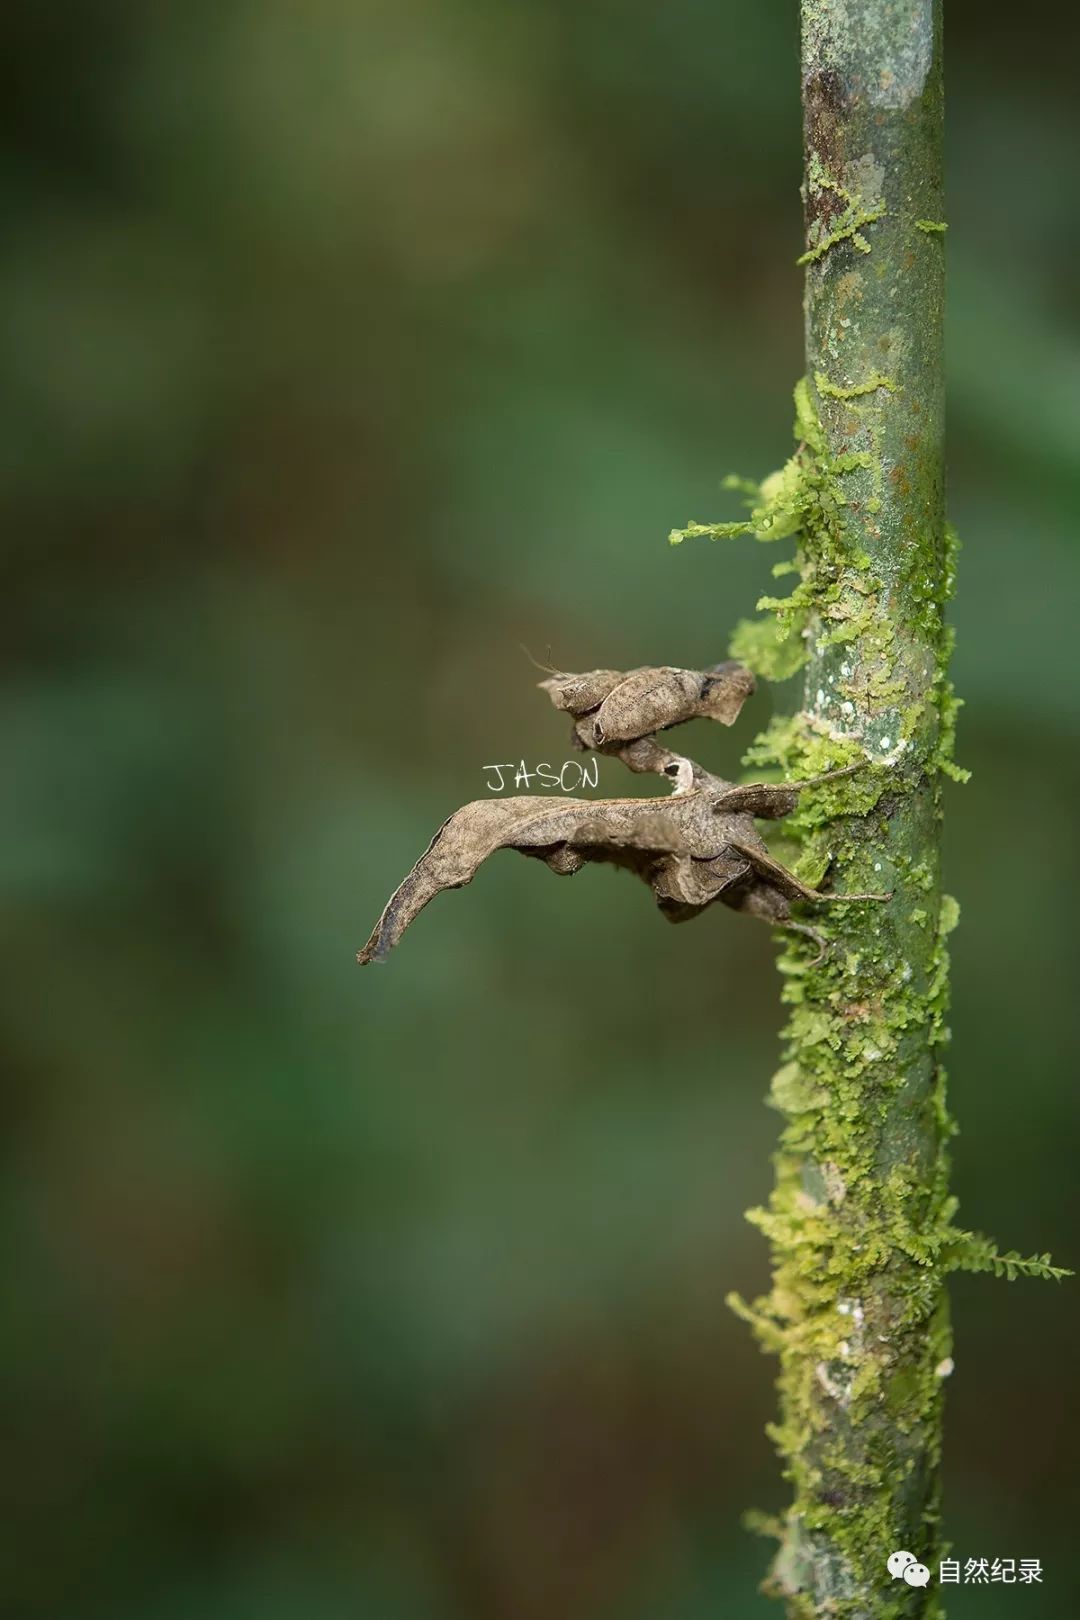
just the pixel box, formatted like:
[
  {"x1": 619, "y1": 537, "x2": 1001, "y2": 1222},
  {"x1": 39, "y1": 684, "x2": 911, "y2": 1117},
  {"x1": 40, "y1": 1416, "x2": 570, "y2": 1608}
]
[{"x1": 796, "y1": 156, "x2": 886, "y2": 265}]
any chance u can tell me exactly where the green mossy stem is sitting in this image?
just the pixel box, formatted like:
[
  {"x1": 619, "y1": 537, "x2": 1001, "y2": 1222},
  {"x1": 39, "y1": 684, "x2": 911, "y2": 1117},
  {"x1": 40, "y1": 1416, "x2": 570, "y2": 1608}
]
[
  {"x1": 672, "y1": 5, "x2": 1066, "y2": 1612},
  {"x1": 702, "y1": 385, "x2": 1064, "y2": 1620}
]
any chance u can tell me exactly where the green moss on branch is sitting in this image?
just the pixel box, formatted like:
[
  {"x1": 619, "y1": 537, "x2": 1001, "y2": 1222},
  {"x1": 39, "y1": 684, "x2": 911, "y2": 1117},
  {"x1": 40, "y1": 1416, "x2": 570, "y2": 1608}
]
[{"x1": 672, "y1": 4, "x2": 1067, "y2": 1612}]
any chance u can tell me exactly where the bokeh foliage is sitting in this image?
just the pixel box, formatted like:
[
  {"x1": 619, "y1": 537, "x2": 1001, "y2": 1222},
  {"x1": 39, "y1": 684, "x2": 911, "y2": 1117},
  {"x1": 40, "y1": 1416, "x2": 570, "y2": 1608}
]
[{"x1": 3, "y1": 3, "x2": 1079, "y2": 1616}]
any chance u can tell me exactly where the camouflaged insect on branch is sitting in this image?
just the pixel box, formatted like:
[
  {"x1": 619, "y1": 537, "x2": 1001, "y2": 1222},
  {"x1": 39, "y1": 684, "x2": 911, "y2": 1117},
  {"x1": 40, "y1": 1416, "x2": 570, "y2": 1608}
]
[
  {"x1": 540, "y1": 659, "x2": 755, "y2": 745},
  {"x1": 358, "y1": 659, "x2": 889, "y2": 965}
]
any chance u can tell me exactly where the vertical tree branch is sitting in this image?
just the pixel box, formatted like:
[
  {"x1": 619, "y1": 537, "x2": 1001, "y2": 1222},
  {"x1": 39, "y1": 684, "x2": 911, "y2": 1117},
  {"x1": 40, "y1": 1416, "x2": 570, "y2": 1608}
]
[{"x1": 747, "y1": 5, "x2": 954, "y2": 1616}]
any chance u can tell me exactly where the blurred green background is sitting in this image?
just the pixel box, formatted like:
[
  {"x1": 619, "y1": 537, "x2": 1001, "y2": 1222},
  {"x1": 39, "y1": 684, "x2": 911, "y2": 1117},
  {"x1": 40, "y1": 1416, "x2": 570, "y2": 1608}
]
[{"x1": 4, "y1": 3, "x2": 1078, "y2": 1616}]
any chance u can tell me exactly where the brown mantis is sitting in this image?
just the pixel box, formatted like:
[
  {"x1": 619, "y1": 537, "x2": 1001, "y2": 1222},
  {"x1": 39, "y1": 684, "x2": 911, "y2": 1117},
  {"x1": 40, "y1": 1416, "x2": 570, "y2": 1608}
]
[{"x1": 358, "y1": 659, "x2": 889, "y2": 965}]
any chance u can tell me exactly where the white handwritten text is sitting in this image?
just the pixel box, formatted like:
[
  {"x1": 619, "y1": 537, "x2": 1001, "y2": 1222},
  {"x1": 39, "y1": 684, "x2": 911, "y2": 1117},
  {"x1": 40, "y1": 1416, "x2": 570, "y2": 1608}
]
[{"x1": 482, "y1": 759, "x2": 600, "y2": 793}]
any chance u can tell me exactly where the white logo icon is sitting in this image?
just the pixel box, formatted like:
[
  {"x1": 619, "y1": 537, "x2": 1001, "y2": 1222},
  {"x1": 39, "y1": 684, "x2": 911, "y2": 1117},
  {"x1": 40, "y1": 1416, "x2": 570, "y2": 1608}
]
[{"x1": 887, "y1": 1550, "x2": 917, "y2": 1579}]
